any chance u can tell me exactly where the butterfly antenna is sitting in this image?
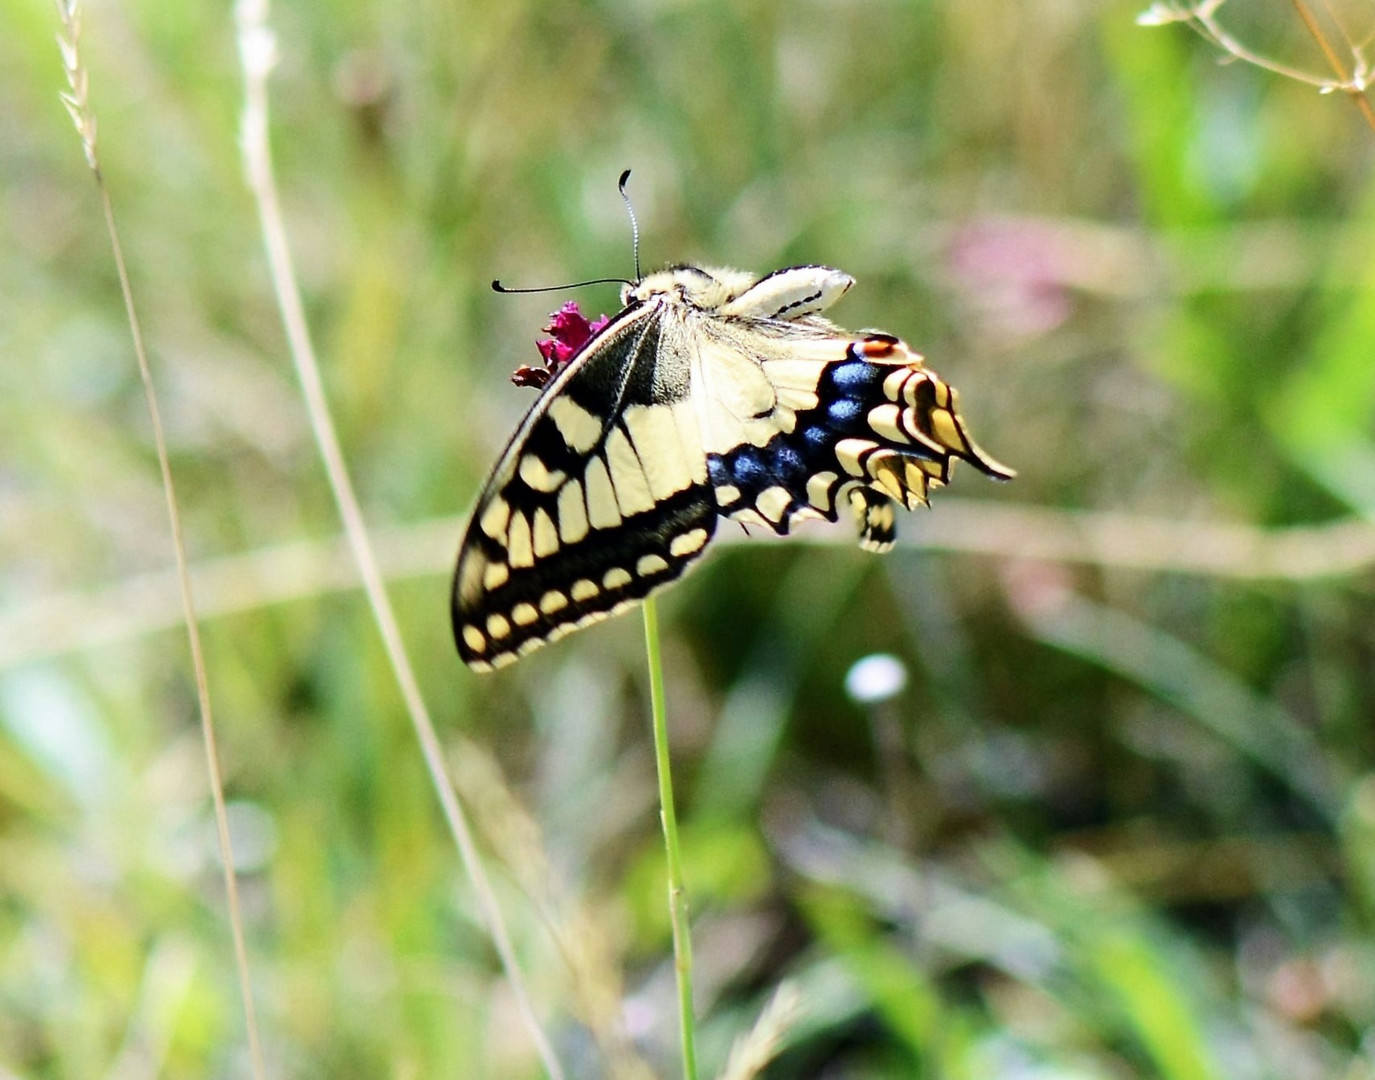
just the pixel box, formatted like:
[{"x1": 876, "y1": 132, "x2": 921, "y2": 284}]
[
  {"x1": 491, "y1": 276, "x2": 632, "y2": 294},
  {"x1": 491, "y1": 172, "x2": 642, "y2": 294},
  {"x1": 618, "y1": 168, "x2": 641, "y2": 281}
]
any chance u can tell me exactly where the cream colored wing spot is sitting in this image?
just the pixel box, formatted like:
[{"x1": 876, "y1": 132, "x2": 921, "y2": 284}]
[
  {"x1": 669, "y1": 528, "x2": 710, "y2": 557},
  {"x1": 539, "y1": 590, "x2": 568, "y2": 614},
  {"x1": 549, "y1": 396, "x2": 603, "y2": 453},
  {"x1": 904, "y1": 461, "x2": 931, "y2": 504},
  {"x1": 486, "y1": 613, "x2": 512, "y2": 640},
  {"x1": 518, "y1": 638, "x2": 543, "y2": 657},
  {"x1": 461, "y1": 625, "x2": 487, "y2": 655},
  {"x1": 930, "y1": 409, "x2": 963, "y2": 450},
  {"x1": 871, "y1": 460, "x2": 907, "y2": 503},
  {"x1": 507, "y1": 511, "x2": 534, "y2": 569},
  {"x1": 519, "y1": 454, "x2": 565, "y2": 492},
  {"x1": 867, "y1": 404, "x2": 909, "y2": 444},
  {"x1": 490, "y1": 651, "x2": 519, "y2": 670},
  {"x1": 756, "y1": 485, "x2": 792, "y2": 523},
  {"x1": 557, "y1": 480, "x2": 589, "y2": 544},
  {"x1": 512, "y1": 602, "x2": 539, "y2": 627},
  {"x1": 603, "y1": 567, "x2": 633, "y2": 590},
  {"x1": 532, "y1": 508, "x2": 559, "y2": 558},
  {"x1": 584, "y1": 457, "x2": 622, "y2": 530},
  {"x1": 624, "y1": 405, "x2": 694, "y2": 500},
  {"x1": 807, "y1": 471, "x2": 839, "y2": 513},
  {"x1": 883, "y1": 368, "x2": 910, "y2": 402},
  {"x1": 917, "y1": 457, "x2": 948, "y2": 484},
  {"x1": 637, "y1": 554, "x2": 670, "y2": 576},
  {"x1": 835, "y1": 438, "x2": 876, "y2": 478},
  {"x1": 482, "y1": 561, "x2": 510, "y2": 591},
  {"x1": 714, "y1": 484, "x2": 742, "y2": 508},
  {"x1": 571, "y1": 578, "x2": 599, "y2": 602},
  {"x1": 767, "y1": 407, "x2": 799, "y2": 439},
  {"x1": 604, "y1": 426, "x2": 655, "y2": 517},
  {"x1": 479, "y1": 497, "x2": 511, "y2": 541}
]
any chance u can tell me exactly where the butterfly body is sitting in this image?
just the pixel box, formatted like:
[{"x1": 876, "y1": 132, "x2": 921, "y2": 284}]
[{"x1": 453, "y1": 264, "x2": 1011, "y2": 671}]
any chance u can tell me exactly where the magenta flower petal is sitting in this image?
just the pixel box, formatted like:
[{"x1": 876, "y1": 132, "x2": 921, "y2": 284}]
[{"x1": 513, "y1": 301, "x2": 609, "y2": 390}]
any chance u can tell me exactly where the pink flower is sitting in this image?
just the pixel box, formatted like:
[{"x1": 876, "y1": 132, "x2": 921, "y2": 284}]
[{"x1": 512, "y1": 301, "x2": 610, "y2": 389}]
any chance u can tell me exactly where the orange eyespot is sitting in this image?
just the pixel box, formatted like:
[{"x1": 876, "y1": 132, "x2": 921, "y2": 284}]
[{"x1": 858, "y1": 336, "x2": 899, "y2": 359}]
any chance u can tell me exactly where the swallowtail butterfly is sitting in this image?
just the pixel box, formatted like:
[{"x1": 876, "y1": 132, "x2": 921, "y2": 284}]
[{"x1": 453, "y1": 263, "x2": 1012, "y2": 671}]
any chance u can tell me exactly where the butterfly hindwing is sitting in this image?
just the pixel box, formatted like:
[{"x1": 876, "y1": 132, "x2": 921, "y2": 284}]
[
  {"x1": 695, "y1": 323, "x2": 1011, "y2": 541},
  {"x1": 452, "y1": 304, "x2": 718, "y2": 670}
]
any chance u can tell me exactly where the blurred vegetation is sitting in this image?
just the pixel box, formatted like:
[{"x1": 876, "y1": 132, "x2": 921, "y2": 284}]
[{"x1": 4, "y1": 0, "x2": 1375, "y2": 1077}]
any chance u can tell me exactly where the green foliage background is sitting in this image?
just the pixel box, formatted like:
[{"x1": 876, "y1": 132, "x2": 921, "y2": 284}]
[{"x1": 3, "y1": 0, "x2": 1375, "y2": 1077}]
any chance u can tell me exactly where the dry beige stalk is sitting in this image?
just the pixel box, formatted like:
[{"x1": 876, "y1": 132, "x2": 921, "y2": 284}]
[
  {"x1": 233, "y1": 1, "x2": 566, "y2": 1076},
  {"x1": 53, "y1": 2, "x2": 266, "y2": 1077},
  {"x1": 716, "y1": 983, "x2": 803, "y2": 1080},
  {"x1": 1138, "y1": 0, "x2": 1375, "y2": 129}
]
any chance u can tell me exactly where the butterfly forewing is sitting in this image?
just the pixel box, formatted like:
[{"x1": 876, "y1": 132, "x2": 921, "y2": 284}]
[{"x1": 453, "y1": 303, "x2": 718, "y2": 670}]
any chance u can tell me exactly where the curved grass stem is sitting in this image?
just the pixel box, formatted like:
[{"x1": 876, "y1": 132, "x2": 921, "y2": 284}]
[
  {"x1": 55, "y1": 3, "x2": 265, "y2": 1075},
  {"x1": 642, "y1": 596, "x2": 698, "y2": 1080},
  {"x1": 234, "y1": 3, "x2": 563, "y2": 1076}
]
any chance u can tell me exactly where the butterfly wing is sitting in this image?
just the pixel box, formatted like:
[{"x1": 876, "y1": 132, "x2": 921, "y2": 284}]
[
  {"x1": 453, "y1": 302, "x2": 718, "y2": 671},
  {"x1": 692, "y1": 319, "x2": 1013, "y2": 540}
]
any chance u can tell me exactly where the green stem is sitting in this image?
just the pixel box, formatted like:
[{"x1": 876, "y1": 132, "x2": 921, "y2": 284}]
[{"x1": 643, "y1": 595, "x2": 698, "y2": 1080}]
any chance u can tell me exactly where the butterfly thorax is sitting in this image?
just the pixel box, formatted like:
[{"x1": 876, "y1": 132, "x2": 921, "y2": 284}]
[{"x1": 625, "y1": 265, "x2": 854, "y2": 322}]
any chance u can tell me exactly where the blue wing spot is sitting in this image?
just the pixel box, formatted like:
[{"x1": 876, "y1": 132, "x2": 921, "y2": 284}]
[
  {"x1": 731, "y1": 448, "x2": 768, "y2": 487},
  {"x1": 826, "y1": 398, "x2": 865, "y2": 429},
  {"x1": 824, "y1": 359, "x2": 878, "y2": 394},
  {"x1": 767, "y1": 443, "x2": 806, "y2": 484},
  {"x1": 802, "y1": 423, "x2": 833, "y2": 454}
]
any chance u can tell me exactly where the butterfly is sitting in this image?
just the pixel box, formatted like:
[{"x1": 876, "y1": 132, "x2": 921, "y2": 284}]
[{"x1": 452, "y1": 262, "x2": 1013, "y2": 671}]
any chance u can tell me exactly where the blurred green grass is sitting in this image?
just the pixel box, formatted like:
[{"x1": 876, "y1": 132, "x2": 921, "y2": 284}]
[{"x1": 4, "y1": 0, "x2": 1375, "y2": 1076}]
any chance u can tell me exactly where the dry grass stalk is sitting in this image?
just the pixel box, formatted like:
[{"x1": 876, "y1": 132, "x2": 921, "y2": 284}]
[
  {"x1": 233, "y1": 1, "x2": 564, "y2": 1076},
  {"x1": 716, "y1": 983, "x2": 803, "y2": 1080},
  {"x1": 53, "y1": 2, "x2": 266, "y2": 1077},
  {"x1": 448, "y1": 746, "x2": 655, "y2": 1079},
  {"x1": 1138, "y1": 0, "x2": 1375, "y2": 130}
]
